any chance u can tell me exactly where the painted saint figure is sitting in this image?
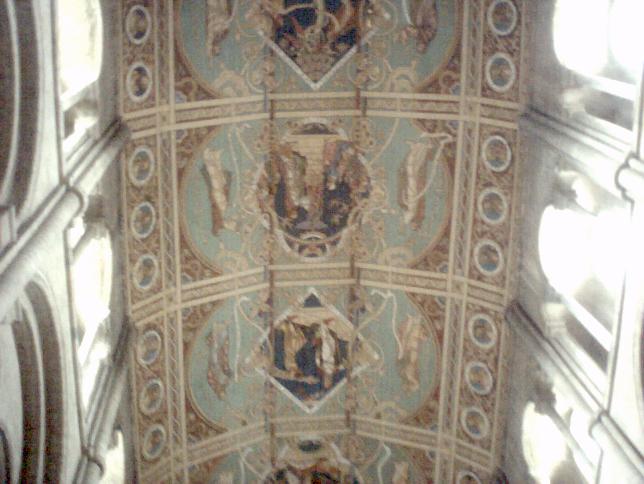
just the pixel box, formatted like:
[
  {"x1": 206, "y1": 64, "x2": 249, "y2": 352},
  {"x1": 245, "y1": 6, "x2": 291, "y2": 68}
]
[
  {"x1": 257, "y1": 0, "x2": 361, "y2": 82},
  {"x1": 127, "y1": 7, "x2": 149, "y2": 43},
  {"x1": 257, "y1": 122, "x2": 371, "y2": 258},
  {"x1": 280, "y1": 318, "x2": 307, "y2": 374},
  {"x1": 247, "y1": 291, "x2": 377, "y2": 410},
  {"x1": 129, "y1": 66, "x2": 150, "y2": 98},
  {"x1": 315, "y1": 320, "x2": 338, "y2": 390}
]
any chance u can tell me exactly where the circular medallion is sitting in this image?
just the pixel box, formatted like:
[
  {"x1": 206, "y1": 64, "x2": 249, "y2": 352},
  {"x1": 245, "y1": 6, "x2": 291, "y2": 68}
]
[
  {"x1": 474, "y1": 240, "x2": 504, "y2": 276},
  {"x1": 133, "y1": 254, "x2": 159, "y2": 291},
  {"x1": 468, "y1": 314, "x2": 498, "y2": 350},
  {"x1": 256, "y1": 120, "x2": 371, "y2": 259},
  {"x1": 457, "y1": 471, "x2": 483, "y2": 484},
  {"x1": 465, "y1": 361, "x2": 494, "y2": 396},
  {"x1": 485, "y1": 53, "x2": 516, "y2": 93},
  {"x1": 142, "y1": 424, "x2": 166, "y2": 461},
  {"x1": 125, "y1": 5, "x2": 151, "y2": 45},
  {"x1": 482, "y1": 135, "x2": 512, "y2": 173},
  {"x1": 128, "y1": 146, "x2": 155, "y2": 186},
  {"x1": 131, "y1": 202, "x2": 156, "y2": 240},
  {"x1": 487, "y1": 0, "x2": 518, "y2": 37},
  {"x1": 478, "y1": 188, "x2": 508, "y2": 225},
  {"x1": 126, "y1": 62, "x2": 152, "y2": 102},
  {"x1": 461, "y1": 407, "x2": 490, "y2": 440},
  {"x1": 137, "y1": 329, "x2": 162, "y2": 365},
  {"x1": 139, "y1": 378, "x2": 164, "y2": 415}
]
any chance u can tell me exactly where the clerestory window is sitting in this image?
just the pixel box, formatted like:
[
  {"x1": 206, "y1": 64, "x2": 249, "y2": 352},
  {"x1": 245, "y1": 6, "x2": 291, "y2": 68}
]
[
  {"x1": 56, "y1": 0, "x2": 104, "y2": 155},
  {"x1": 551, "y1": 0, "x2": 643, "y2": 135}
]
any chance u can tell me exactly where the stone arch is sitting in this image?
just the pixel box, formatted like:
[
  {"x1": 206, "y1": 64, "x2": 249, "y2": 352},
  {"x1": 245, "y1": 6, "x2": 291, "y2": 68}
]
[
  {"x1": 11, "y1": 278, "x2": 65, "y2": 483},
  {"x1": 0, "y1": 0, "x2": 40, "y2": 211},
  {"x1": 0, "y1": 428, "x2": 10, "y2": 484},
  {"x1": 0, "y1": 320, "x2": 21, "y2": 484},
  {"x1": 12, "y1": 292, "x2": 45, "y2": 483},
  {"x1": 0, "y1": 1, "x2": 19, "y2": 203},
  {"x1": 0, "y1": 429, "x2": 11, "y2": 482},
  {"x1": 24, "y1": 280, "x2": 65, "y2": 484}
]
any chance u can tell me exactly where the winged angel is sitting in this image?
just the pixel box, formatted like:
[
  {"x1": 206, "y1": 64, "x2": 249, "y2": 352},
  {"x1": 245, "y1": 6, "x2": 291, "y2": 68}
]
[
  {"x1": 403, "y1": 0, "x2": 438, "y2": 53},
  {"x1": 206, "y1": 0, "x2": 236, "y2": 58},
  {"x1": 397, "y1": 133, "x2": 451, "y2": 230},
  {"x1": 202, "y1": 148, "x2": 232, "y2": 235}
]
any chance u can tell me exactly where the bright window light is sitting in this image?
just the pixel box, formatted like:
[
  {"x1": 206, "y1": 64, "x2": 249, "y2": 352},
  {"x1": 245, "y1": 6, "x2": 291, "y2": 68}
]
[
  {"x1": 553, "y1": 0, "x2": 610, "y2": 76},
  {"x1": 100, "y1": 431, "x2": 125, "y2": 484},
  {"x1": 569, "y1": 411, "x2": 601, "y2": 465},
  {"x1": 590, "y1": 209, "x2": 628, "y2": 291},
  {"x1": 539, "y1": 206, "x2": 593, "y2": 294},
  {"x1": 81, "y1": 340, "x2": 109, "y2": 408},
  {"x1": 68, "y1": 216, "x2": 86, "y2": 247},
  {"x1": 72, "y1": 225, "x2": 113, "y2": 342},
  {"x1": 522, "y1": 402, "x2": 568, "y2": 484},
  {"x1": 570, "y1": 177, "x2": 597, "y2": 214},
  {"x1": 539, "y1": 204, "x2": 628, "y2": 296},
  {"x1": 57, "y1": 0, "x2": 103, "y2": 96},
  {"x1": 609, "y1": 0, "x2": 644, "y2": 77}
]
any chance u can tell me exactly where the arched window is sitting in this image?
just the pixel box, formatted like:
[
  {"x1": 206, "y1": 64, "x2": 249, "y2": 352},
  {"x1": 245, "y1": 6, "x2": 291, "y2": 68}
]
[
  {"x1": 553, "y1": 0, "x2": 610, "y2": 77},
  {"x1": 538, "y1": 206, "x2": 593, "y2": 295},
  {"x1": 56, "y1": 0, "x2": 103, "y2": 97},
  {"x1": 539, "y1": 205, "x2": 627, "y2": 299},
  {"x1": 554, "y1": 0, "x2": 643, "y2": 79},
  {"x1": 55, "y1": 0, "x2": 104, "y2": 154},
  {"x1": 552, "y1": 0, "x2": 643, "y2": 132},
  {"x1": 521, "y1": 402, "x2": 568, "y2": 483},
  {"x1": 608, "y1": 0, "x2": 644, "y2": 78},
  {"x1": 72, "y1": 223, "x2": 112, "y2": 340},
  {"x1": 535, "y1": 165, "x2": 630, "y2": 392},
  {"x1": 70, "y1": 219, "x2": 114, "y2": 410}
]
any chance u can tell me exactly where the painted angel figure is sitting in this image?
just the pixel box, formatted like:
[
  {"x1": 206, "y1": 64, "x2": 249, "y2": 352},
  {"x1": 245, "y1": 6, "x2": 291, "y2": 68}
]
[
  {"x1": 393, "y1": 461, "x2": 410, "y2": 484},
  {"x1": 397, "y1": 133, "x2": 450, "y2": 230},
  {"x1": 206, "y1": 0, "x2": 235, "y2": 58},
  {"x1": 201, "y1": 148, "x2": 231, "y2": 235},
  {"x1": 206, "y1": 325, "x2": 233, "y2": 399},
  {"x1": 406, "y1": 0, "x2": 438, "y2": 53},
  {"x1": 395, "y1": 315, "x2": 429, "y2": 393}
]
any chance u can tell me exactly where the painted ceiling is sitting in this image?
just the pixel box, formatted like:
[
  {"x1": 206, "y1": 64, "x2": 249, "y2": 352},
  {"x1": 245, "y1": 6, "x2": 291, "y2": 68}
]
[{"x1": 119, "y1": 0, "x2": 525, "y2": 482}]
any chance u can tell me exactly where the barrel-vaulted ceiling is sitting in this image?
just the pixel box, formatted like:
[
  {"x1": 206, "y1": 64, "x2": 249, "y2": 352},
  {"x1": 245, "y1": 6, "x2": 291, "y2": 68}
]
[{"x1": 120, "y1": 0, "x2": 524, "y2": 482}]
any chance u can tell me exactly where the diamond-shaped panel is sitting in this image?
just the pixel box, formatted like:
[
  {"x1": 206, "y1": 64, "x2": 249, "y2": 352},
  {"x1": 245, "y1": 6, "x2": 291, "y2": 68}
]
[{"x1": 249, "y1": 290, "x2": 378, "y2": 413}]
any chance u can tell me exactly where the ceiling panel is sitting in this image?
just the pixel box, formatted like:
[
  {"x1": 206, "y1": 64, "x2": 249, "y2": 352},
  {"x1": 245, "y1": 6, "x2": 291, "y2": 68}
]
[{"x1": 120, "y1": 0, "x2": 525, "y2": 482}]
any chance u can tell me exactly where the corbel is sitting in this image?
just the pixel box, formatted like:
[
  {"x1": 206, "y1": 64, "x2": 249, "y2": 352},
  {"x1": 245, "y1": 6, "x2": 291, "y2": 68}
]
[{"x1": 615, "y1": 153, "x2": 644, "y2": 203}]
